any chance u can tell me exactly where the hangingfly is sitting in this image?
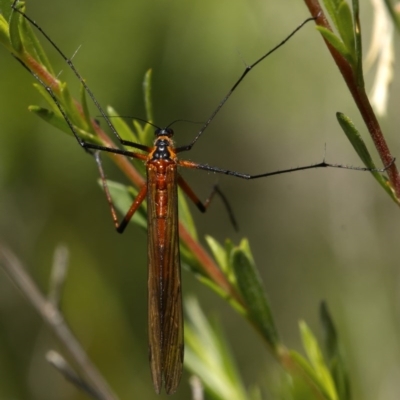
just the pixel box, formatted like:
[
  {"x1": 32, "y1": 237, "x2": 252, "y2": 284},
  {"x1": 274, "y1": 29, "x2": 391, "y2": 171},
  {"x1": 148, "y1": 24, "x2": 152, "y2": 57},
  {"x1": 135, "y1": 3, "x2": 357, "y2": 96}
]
[{"x1": 12, "y1": 2, "x2": 389, "y2": 393}]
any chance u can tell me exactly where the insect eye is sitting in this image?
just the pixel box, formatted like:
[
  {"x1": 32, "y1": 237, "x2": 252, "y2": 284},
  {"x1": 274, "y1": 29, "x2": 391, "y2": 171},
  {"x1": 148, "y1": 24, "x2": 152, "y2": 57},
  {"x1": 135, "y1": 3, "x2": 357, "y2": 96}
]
[
  {"x1": 155, "y1": 128, "x2": 162, "y2": 137},
  {"x1": 165, "y1": 128, "x2": 174, "y2": 137},
  {"x1": 156, "y1": 128, "x2": 174, "y2": 137}
]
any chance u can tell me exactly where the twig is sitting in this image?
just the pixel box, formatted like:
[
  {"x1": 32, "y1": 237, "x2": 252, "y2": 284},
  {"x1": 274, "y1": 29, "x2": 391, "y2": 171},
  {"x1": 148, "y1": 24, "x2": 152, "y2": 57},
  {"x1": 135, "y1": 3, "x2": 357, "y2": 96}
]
[
  {"x1": 302, "y1": 0, "x2": 400, "y2": 199},
  {"x1": 46, "y1": 350, "x2": 104, "y2": 400},
  {"x1": 0, "y1": 244, "x2": 119, "y2": 400}
]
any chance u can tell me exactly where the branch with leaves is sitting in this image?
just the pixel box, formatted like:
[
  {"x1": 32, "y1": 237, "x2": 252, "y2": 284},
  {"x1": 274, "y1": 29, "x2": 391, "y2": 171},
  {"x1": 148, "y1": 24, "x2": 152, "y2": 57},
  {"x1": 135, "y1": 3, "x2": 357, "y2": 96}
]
[
  {"x1": 303, "y1": 0, "x2": 400, "y2": 203},
  {"x1": 0, "y1": 0, "x2": 396, "y2": 398}
]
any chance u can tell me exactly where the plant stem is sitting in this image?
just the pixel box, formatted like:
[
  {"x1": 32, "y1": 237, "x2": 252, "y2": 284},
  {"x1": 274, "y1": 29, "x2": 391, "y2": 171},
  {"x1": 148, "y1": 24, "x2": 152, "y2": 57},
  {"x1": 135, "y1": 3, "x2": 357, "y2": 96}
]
[
  {"x1": 303, "y1": 0, "x2": 400, "y2": 199},
  {"x1": 0, "y1": 245, "x2": 119, "y2": 400}
]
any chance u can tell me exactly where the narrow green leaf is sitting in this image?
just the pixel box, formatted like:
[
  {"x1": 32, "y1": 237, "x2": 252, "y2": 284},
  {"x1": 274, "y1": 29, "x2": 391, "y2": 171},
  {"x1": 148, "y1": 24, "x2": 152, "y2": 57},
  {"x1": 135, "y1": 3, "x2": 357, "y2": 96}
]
[
  {"x1": 299, "y1": 321, "x2": 338, "y2": 400},
  {"x1": 0, "y1": 0, "x2": 13, "y2": 20},
  {"x1": 351, "y1": 0, "x2": 364, "y2": 87},
  {"x1": 137, "y1": 118, "x2": 154, "y2": 149},
  {"x1": 184, "y1": 297, "x2": 249, "y2": 400},
  {"x1": 8, "y1": 1, "x2": 23, "y2": 53},
  {"x1": 289, "y1": 350, "x2": 323, "y2": 394},
  {"x1": 32, "y1": 82, "x2": 61, "y2": 114},
  {"x1": 139, "y1": 69, "x2": 156, "y2": 147},
  {"x1": 205, "y1": 236, "x2": 228, "y2": 274},
  {"x1": 178, "y1": 187, "x2": 197, "y2": 240},
  {"x1": 29, "y1": 105, "x2": 70, "y2": 135},
  {"x1": 80, "y1": 83, "x2": 95, "y2": 134},
  {"x1": 97, "y1": 179, "x2": 147, "y2": 230},
  {"x1": 19, "y1": 10, "x2": 53, "y2": 74},
  {"x1": 320, "y1": 302, "x2": 351, "y2": 400},
  {"x1": 336, "y1": 2, "x2": 355, "y2": 59},
  {"x1": 316, "y1": 27, "x2": 354, "y2": 66},
  {"x1": 29, "y1": 105, "x2": 101, "y2": 144},
  {"x1": 9, "y1": 1, "x2": 54, "y2": 73},
  {"x1": 179, "y1": 244, "x2": 198, "y2": 272},
  {"x1": 224, "y1": 239, "x2": 235, "y2": 278},
  {"x1": 59, "y1": 82, "x2": 83, "y2": 128},
  {"x1": 321, "y1": 0, "x2": 340, "y2": 29},
  {"x1": 336, "y1": 113, "x2": 374, "y2": 168},
  {"x1": 336, "y1": 112, "x2": 399, "y2": 204},
  {"x1": 143, "y1": 69, "x2": 154, "y2": 123},
  {"x1": 0, "y1": 13, "x2": 12, "y2": 52},
  {"x1": 231, "y1": 240, "x2": 280, "y2": 349},
  {"x1": 32, "y1": 83, "x2": 99, "y2": 144},
  {"x1": 107, "y1": 106, "x2": 139, "y2": 143},
  {"x1": 132, "y1": 119, "x2": 145, "y2": 143}
]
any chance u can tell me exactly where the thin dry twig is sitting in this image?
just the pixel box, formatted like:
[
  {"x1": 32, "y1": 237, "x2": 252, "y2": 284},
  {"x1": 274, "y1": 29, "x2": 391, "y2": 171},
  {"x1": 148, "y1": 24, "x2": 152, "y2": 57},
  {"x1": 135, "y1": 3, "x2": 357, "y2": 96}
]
[
  {"x1": 0, "y1": 244, "x2": 119, "y2": 400},
  {"x1": 46, "y1": 350, "x2": 105, "y2": 400}
]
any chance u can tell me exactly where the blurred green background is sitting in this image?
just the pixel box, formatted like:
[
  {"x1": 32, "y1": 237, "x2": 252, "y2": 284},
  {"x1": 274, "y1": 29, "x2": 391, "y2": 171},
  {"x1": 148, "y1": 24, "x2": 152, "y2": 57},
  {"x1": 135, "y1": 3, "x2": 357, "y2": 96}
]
[{"x1": 1, "y1": 0, "x2": 400, "y2": 399}]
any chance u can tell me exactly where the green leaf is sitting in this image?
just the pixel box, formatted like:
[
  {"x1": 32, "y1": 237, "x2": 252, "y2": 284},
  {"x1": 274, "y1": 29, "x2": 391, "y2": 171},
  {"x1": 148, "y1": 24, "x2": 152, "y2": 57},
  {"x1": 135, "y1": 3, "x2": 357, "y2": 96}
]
[
  {"x1": 9, "y1": 1, "x2": 54, "y2": 73},
  {"x1": 336, "y1": 112, "x2": 399, "y2": 204},
  {"x1": 321, "y1": 0, "x2": 341, "y2": 29},
  {"x1": 80, "y1": 83, "x2": 95, "y2": 135},
  {"x1": 139, "y1": 69, "x2": 156, "y2": 147},
  {"x1": 97, "y1": 179, "x2": 147, "y2": 230},
  {"x1": 107, "y1": 106, "x2": 139, "y2": 144},
  {"x1": 59, "y1": 82, "x2": 83, "y2": 128},
  {"x1": 351, "y1": 0, "x2": 364, "y2": 86},
  {"x1": 205, "y1": 236, "x2": 228, "y2": 274},
  {"x1": 299, "y1": 321, "x2": 338, "y2": 400},
  {"x1": 9, "y1": 1, "x2": 23, "y2": 53},
  {"x1": 178, "y1": 187, "x2": 197, "y2": 240},
  {"x1": 289, "y1": 350, "x2": 323, "y2": 394},
  {"x1": 231, "y1": 239, "x2": 280, "y2": 350},
  {"x1": 336, "y1": 2, "x2": 355, "y2": 58},
  {"x1": 29, "y1": 105, "x2": 70, "y2": 135},
  {"x1": 320, "y1": 302, "x2": 351, "y2": 400},
  {"x1": 31, "y1": 84, "x2": 100, "y2": 143},
  {"x1": 29, "y1": 105, "x2": 101, "y2": 144},
  {"x1": 143, "y1": 68, "x2": 154, "y2": 123},
  {"x1": 0, "y1": 13, "x2": 12, "y2": 52},
  {"x1": 316, "y1": 27, "x2": 354, "y2": 66},
  {"x1": 0, "y1": 0, "x2": 13, "y2": 20},
  {"x1": 184, "y1": 297, "x2": 249, "y2": 400}
]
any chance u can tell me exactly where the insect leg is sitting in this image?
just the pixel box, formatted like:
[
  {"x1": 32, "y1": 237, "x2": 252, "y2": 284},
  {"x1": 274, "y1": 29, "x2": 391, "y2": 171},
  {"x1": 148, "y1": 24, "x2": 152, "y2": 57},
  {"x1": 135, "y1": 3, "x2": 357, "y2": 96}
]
[
  {"x1": 179, "y1": 159, "x2": 394, "y2": 180},
  {"x1": 177, "y1": 174, "x2": 238, "y2": 230},
  {"x1": 95, "y1": 152, "x2": 147, "y2": 234}
]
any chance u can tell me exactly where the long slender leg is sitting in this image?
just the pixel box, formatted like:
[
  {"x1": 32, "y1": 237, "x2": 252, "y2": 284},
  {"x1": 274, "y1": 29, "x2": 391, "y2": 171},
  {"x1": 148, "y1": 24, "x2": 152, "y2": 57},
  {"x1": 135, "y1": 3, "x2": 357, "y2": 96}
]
[
  {"x1": 175, "y1": 15, "x2": 319, "y2": 153},
  {"x1": 14, "y1": 56, "x2": 152, "y2": 157},
  {"x1": 178, "y1": 158, "x2": 394, "y2": 180},
  {"x1": 95, "y1": 152, "x2": 147, "y2": 234},
  {"x1": 11, "y1": 0, "x2": 151, "y2": 151},
  {"x1": 177, "y1": 174, "x2": 238, "y2": 230}
]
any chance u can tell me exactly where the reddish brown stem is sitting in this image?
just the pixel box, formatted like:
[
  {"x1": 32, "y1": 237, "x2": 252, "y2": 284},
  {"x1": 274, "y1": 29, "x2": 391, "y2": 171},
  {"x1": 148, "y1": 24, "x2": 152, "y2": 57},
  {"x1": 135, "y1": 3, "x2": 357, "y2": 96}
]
[
  {"x1": 179, "y1": 226, "x2": 244, "y2": 306},
  {"x1": 24, "y1": 52, "x2": 61, "y2": 95},
  {"x1": 303, "y1": 0, "x2": 400, "y2": 199}
]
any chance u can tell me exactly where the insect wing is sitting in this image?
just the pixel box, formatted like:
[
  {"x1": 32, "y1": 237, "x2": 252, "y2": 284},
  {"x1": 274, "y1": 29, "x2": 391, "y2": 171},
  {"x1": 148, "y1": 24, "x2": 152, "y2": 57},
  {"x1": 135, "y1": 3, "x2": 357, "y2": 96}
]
[{"x1": 147, "y1": 164, "x2": 183, "y2": 394}]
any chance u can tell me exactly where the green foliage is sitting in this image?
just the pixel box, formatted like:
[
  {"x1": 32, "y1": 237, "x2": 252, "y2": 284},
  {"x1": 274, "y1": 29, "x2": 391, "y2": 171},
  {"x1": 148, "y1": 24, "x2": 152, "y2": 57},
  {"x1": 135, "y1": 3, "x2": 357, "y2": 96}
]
[
  {"x1": 320, "y1": 303, "x2": 351, "y2": 400},
  {"x1": 231, "y1": 240, "x2": 280, "y2": 349},
  {"x1": 318, "y1": 0, "x2": 358, "y2": 69},
  {"x1": 336, "y1": 112, "x2": 398, "y2": 204},
  {"x1": 313, "y1": 0, "x2": 400, "y2": 205},
  {"x1": 0, "y1": 0, "x2": 395, "y2": 398},
  {"x1": 184, "y1": 298, "x2": 249, "y2": 400}
]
